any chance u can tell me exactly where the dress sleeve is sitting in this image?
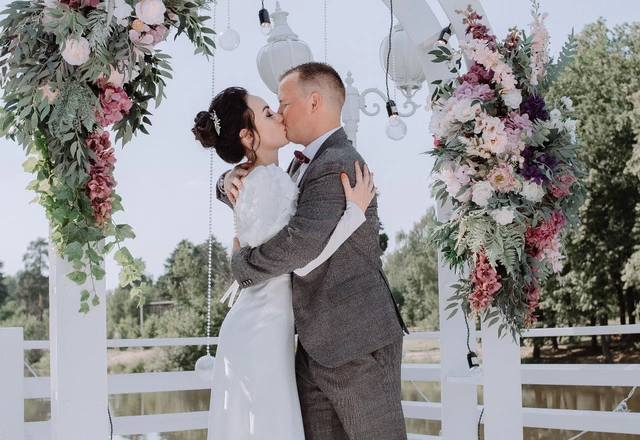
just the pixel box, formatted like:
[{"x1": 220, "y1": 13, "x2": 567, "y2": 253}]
[{"x1": 293, "y1": 201, "x2": 365, "y2": 277}]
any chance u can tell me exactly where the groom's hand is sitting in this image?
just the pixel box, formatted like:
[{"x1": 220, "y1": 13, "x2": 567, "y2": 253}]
[{"x1": 224, "y1": 163, "x2": 252, "y2": 205}]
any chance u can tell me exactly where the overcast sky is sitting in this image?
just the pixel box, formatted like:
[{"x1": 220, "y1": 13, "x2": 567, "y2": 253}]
[{"x1": 0, "y1": 0, "x2": 635, "y2": 290}]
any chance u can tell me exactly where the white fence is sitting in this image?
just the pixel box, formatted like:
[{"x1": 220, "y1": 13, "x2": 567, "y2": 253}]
[{"x1": 2, "y1": 326, "x2": 640, "y2": 440}]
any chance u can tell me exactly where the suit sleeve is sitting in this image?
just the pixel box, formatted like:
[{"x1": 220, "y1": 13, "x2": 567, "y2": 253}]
[
  {"x1": 216, "y1": 171, "x2": 233, "y2": 210},
  {"x1": 231, "y1": 161, "x2": 350, "y2": 285},
  {"x1": 294, "y1": 201, "x2": 365, "y2": 276}
]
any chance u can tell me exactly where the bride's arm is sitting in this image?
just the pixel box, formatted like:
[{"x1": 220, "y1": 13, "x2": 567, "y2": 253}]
[{"x1": 294, "y1": 164, "x2": 376, "y2": 276}]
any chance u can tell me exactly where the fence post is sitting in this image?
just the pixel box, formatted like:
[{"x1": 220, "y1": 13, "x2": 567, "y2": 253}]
[
  {"x1": 481, "y1": 319, "x2": 523, "y2": 439},
  {"x1": 49, "y1": 244, "x2": 108, "y2": 440},
  {"x1": 437, "y1": 201, "x2": 479, "y2": 440},
  {"x1": 0, "y1": 327, "x2": 25, "y2": 440}
]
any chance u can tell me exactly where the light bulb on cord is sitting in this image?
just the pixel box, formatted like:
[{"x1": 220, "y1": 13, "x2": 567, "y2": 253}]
[
  {"x1": 258, "y1": 7, "x2": 272, "y2": 35},
  {"x1": 385, "y1": 100, "x2": 407, "y2": 141},
  {"x1": 434, "y1": 23, "x2": 452, "y2": 49},
  {"x1": 195, "y1": 354, "x2": 216, "y2": 381},
  {"x1": 467, "y1": 351, "x2": 483, "y2": 379},
  {"x1": 219, "y1": 27, "x2": 240, "y2": 51}
]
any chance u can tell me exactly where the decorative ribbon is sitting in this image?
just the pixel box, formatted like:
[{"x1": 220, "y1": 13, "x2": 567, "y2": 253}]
[{"x1": 220, "y1": 280, "x2": 242, "y2": 307}]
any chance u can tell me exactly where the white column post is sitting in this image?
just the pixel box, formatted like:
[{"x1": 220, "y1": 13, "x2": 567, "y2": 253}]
[
  {"x1": 49, "y1": 243, "x2": 108, "y2": 440},
  {"x1": 0, "y1": 327, "x2": 24, "y2": 440},
  {"x1": 342, "y1": 71, "x2": 360, "y2": 149},
  {"x1": 436, "y1": 200, "x2": 479, "y2": 440},
  {"x1": 481, "y1": 318, "x2": 523, "y2": 440}
]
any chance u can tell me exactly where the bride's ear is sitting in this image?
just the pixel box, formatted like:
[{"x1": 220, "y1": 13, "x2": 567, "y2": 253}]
[{"x1": 239, "y1": 128, "x2": 254, "y2": 147}]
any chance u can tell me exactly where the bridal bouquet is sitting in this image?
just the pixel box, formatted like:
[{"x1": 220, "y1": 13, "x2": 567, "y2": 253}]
[
  {"x1": 428, "y1": 2, "x2": 587, "y2": 337},
  {"x1": 0, "y1": 0, "x2": 214, "y2": 311}
]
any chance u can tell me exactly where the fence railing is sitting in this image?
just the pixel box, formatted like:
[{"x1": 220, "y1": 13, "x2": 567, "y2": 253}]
[{"x1": 5, "y1": 325, "x2": 640, "y2": 440}]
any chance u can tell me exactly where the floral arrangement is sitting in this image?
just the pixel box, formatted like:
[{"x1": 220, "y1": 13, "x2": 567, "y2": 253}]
[
  {"x1": 427, "y1": 2, "x2": 587, "y2": 337},
  {"x1": 0, "y1": 0, "x2": 214, "y2": 312}
]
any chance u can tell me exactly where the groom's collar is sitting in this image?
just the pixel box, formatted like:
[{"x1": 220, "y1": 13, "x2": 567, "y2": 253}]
[{"x1": 302, "y1": 126, "x2": 342, "y2": 162}]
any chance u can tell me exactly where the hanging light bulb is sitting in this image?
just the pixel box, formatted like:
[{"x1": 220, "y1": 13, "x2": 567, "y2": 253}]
[
  {"x1": 385, "y1": 100, "x2": 407, "y2": 141},
  {"x1": 258, "y1": 2, "x2": 272, "y2": 36},
  {"x1": 219, "y1": 26, "x2": 240, "y2": 51},
  {"x1": 195, "y1": 354, "x2": 216, "y2": 381},
  {"x1": 467, "y1": 351, "x2": 483, "y2": 379},
  {"x1": 435, "y1": 23, "x2": 452, "y2": 48}
]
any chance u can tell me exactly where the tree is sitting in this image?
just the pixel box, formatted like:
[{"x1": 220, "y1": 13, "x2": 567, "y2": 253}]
[
  {"x1": 384, "y1": 208, "x2": 440, "y2": 329},
  {"x1": 14, "y1": 238, "x2": 49, "y2": 320},
  {"x1": 153, "y1": 238, "x2": 232, "y2": 370},
  {"x1": 544, "y1": 20, "x2": 640, "y2": 360},
  {"x1": 0, "y1": 262, "x2": 8, "y2": 308}
]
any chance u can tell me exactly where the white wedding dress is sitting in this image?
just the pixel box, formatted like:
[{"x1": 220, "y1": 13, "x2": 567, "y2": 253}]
[{"x1": 207, "y1": 164, "x2": 365, "y2": 440}]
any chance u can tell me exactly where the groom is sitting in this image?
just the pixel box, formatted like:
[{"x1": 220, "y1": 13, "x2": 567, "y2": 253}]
[{"x1": 218, "y1": 62, "x2": 408, "y2": 440}]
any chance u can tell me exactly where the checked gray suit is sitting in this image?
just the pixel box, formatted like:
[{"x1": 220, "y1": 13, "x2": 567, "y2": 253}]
[{"x1": 218, "y1": 128, "x2": 408, "y2": 439}]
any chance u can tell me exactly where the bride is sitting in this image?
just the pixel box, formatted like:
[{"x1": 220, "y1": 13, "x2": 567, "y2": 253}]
[{"x1": 192, "y1": 86, "x2": 377, "y2": 440}]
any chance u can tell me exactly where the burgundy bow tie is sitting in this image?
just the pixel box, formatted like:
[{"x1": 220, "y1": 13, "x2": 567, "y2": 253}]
[{"x1": 294, "y1": 150, "x2": 310, "y2": 165}]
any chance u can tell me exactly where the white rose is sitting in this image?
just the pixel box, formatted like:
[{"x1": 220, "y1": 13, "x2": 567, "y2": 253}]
[
  {"x1": 135, "y1": 0, "x2": 166, "y2": 25},
  {"x1": 502, "y1": 89, "x2": 522, "y2": 109},
  {"x1": 61, "y1": 37, "x2": 91, "y2": 66},
  {"x1": 491, "y1": 207, "x2": 515, "y2": 225},
  {"x1": 564, "y1": 119, "x2": 578, "y2": 142},
  {"x1": 561, "y1": 96, "x2": 574, "y2": 112},
  {"x1": 520, "y1": 181, "x2": 545, "y2": 202},
  {"x1": 472, "y1": 180, "x2": 495, "y2": 207},
  {"x1": 451, "y1": 99, "x2": 480, "y2": 123},
  {"x1": 487, "y1": 134, "x2": 508, "y2": 155},
  {"x1": 113, "y1": 0, "x2": 134, "y2": 26},
  {"x1": 549, "y1": 109, "x2": 562, "y2": 120}
]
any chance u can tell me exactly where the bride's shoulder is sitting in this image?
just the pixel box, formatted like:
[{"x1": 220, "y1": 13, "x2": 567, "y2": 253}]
[{"x1": 244, "y1": 163, "x2": 288, "y2": 185}]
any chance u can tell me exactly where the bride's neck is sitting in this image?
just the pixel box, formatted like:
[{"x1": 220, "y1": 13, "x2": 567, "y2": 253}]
[{"x1": 251, "y1": 148, "x2": 279, "y2": 168}]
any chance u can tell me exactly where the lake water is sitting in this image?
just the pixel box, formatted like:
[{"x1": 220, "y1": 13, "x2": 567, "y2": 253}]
[{"x1": 25, "y1": 381, "x2": 640, "y2": 439}]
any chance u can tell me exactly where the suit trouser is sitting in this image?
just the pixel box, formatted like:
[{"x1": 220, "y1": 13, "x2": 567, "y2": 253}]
[{"x1": 295, "y1": 338, "x2": 407, "y2": 440}]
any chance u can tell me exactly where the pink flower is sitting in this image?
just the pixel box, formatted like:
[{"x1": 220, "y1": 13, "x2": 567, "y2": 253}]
[
  {"x1": 452, "y1": 82, "x2": 494, "y2": 101},
  {"x1": 549, "y1": 173, "x2": 575, "y2": 198},
  {"x1": 487, "y1": 163, "x2": 518, "y2": 193},
  {"x1": 525, "y1": 211, "x2": 567, "y2": 260},
  {"x1": 85, "y1": 132, "x2": 117, "y2": 226},
  {"x1": 469, "y1": 251, "x2": 502, "y2": 311},
  {"x1": 95, "y1": 80, "x2": 133, "y2": 127}
]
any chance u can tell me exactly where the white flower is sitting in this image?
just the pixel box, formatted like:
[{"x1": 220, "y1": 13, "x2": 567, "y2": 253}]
[
  {"x1": 113, "y1": 0, "x2": 134, "y2": 26},
  {"x1": 61, "y1": 37, "x2": 91, "y2": 66},
  {"x1": 135, "y1": 0, "x2": 166, "y2": 25},
  {"x1": 105, "y1": 62, "x2": 140, "y2": 87},
  {"x1": 451, "y1": 99, "x2": 480, "y2": 123},
  {"x1": 520, "y1": 181, "x2": 545, "y2": 202},
  {"x1": 486, "y1": 134, "x2": 509, "y2": 155},
  {"x1": 491, "y1": 207, "x2": 515, "y2": 225},
  {"x1": 549, "y1": 109, "x2": 562, "y2": 120},
  {"x1": 560, "y1": 96, "x2": 574, "y2": 112},
  {"x1": 472, "y1": 180, "x2": 495, "y2": 207},
  {"x1": 502, "y1": 89, "x2": 523, "y2": 109},
  {"x1": 564, "y1": 118, "x2": 578, "y2": 143}
]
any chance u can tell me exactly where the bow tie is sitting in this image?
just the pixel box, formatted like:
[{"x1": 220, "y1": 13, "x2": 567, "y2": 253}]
[{"x1": 294, "y1": 150, "x2": 310, "y2": 165}]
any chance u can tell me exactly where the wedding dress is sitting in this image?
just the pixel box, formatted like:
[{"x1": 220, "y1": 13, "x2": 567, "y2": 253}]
[{"x1": 207, "y1": 164, "x2": 365, "y2": 440}]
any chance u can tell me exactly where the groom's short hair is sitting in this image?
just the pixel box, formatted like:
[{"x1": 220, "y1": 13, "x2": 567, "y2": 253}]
[{"x1": 280, "y1": 62, "x2": 346, "y2": 110}]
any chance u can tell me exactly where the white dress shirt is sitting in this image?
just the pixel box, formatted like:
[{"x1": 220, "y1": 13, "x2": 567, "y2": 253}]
[{"x1": 296, "y1": 126, "x2": 341, "y2": 186}]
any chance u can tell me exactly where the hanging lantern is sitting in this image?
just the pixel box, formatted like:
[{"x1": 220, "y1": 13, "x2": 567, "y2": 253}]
[
  {"x1": 379, "y1": 23, "x2": 426, "y2": 99},
  {"x1": 256, "y1": 1, "x2": 313, "y2": 94}
]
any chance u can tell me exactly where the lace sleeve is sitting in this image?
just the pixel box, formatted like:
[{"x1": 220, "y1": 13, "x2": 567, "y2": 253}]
[{"x1": 293, "y1": 201, "x2": 365, "y2": 277}]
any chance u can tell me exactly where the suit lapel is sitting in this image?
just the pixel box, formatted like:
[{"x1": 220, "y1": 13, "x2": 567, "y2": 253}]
[{"x1": 297, "y1": 128, "x2": 349, "y2": 189}]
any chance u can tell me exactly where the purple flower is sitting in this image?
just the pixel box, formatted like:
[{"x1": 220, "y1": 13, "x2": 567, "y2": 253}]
[
  {"x1": 522, "y1": 94, "x2": 549, "y2": 121},
  {"x1": 521, "y1": 162, "x2": 547, "y2": 185},
  {"x1": 538, "y1": 155, "x2": 558, "y2": 170}
]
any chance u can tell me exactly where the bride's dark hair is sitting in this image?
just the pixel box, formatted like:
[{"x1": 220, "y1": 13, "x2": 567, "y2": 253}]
[{"x1": 192, "y1": 87, "x2": 258, "y2": 163}]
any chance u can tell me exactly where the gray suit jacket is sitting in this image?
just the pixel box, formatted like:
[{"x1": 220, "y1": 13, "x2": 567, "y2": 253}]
[{"x1": 222, "y1": 128, "x2": 408, "y2": 368}]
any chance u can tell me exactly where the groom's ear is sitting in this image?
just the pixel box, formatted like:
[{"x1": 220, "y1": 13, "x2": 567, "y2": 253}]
[{"x1": 309, "y1": 92, "x2": 322, "y2": 112}]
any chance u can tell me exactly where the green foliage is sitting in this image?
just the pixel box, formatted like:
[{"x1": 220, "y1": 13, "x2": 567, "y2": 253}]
[
  {"x1": 384, "y1": 209, "x2": 439, "y2": 329},
  {"x1": 0, "y1": 262, "x2": 9, "y2": 308},
  {"x1": 543, "y1": 19, "x2": 640, "y2": 327}
]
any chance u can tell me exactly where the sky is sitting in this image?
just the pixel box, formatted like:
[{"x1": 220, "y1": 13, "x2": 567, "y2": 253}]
[{"x1": 0, "y1": 0, "x2": 637, "y2": 290}]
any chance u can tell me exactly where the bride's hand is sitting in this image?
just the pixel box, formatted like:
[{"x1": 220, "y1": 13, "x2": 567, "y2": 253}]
[{"x1": 341, "y1": 161, "x2": 376, "y2": 213}]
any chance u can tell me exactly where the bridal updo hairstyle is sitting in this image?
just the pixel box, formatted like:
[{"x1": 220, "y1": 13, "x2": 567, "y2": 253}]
[{"x1": 192, "y1": 87, "x2": 258, "y2": 163}]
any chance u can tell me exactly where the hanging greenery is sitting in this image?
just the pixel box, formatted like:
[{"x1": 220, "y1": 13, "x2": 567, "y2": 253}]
[{"x1": 0, "y1": 0, "x2": 215, "y2": 312}]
